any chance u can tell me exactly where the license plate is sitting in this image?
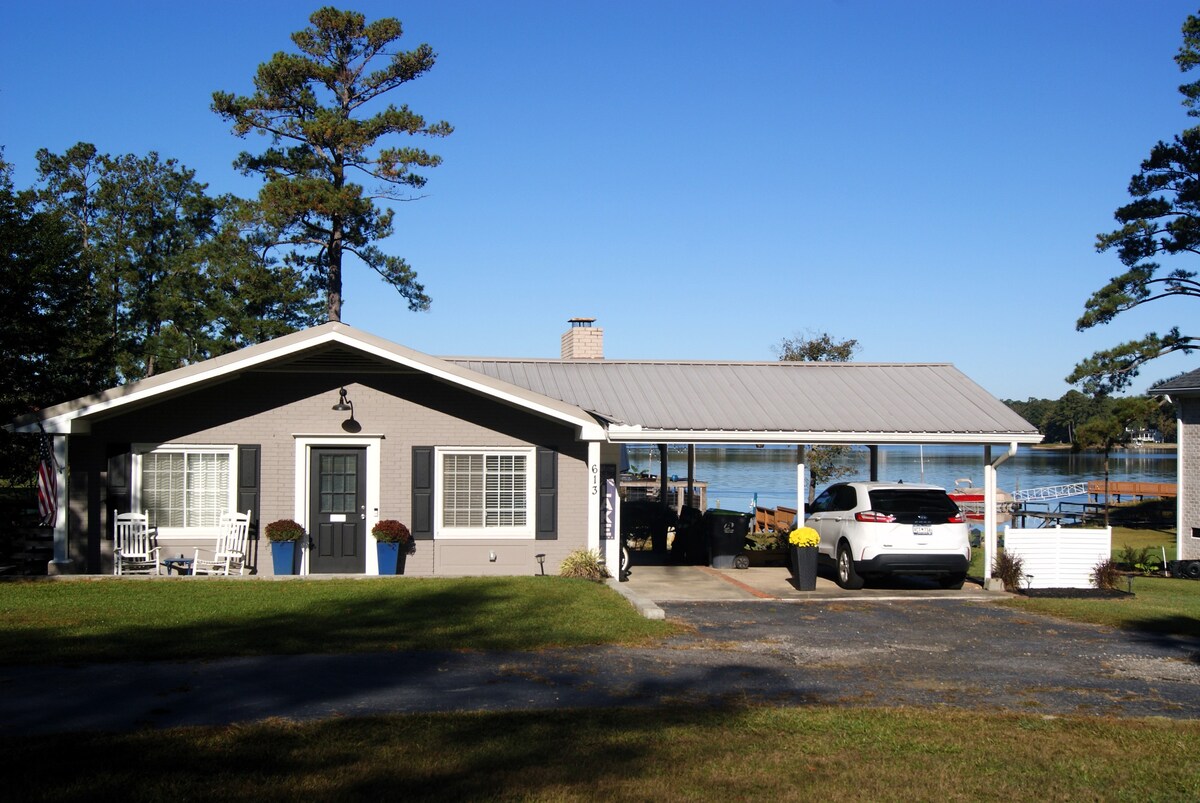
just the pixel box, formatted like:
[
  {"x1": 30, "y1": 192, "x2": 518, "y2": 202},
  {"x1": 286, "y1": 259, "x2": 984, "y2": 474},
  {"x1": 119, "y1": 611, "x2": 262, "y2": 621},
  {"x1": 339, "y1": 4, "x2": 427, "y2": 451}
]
[{"x1": 913, "y1": 524, "x2": 932, "y2": 536}]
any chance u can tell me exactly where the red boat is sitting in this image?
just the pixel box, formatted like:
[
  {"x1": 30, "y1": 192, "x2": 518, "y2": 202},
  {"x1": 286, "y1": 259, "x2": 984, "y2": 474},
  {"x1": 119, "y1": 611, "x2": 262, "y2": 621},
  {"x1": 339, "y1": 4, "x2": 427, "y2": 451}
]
[{"x1": 947, "y1": 479, "x2": 1013, "y2": 522}]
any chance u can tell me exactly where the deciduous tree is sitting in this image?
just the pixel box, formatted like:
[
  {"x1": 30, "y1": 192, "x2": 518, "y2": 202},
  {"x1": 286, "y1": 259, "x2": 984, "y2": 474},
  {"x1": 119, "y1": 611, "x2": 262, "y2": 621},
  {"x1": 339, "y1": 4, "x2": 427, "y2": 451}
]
[
  {"x1": 212, "y1": 6, "x2": 452, "y2": 322},
  {"x1": 35, "y1": 144, "x2": 321, "y2": 381},
  {"x1": 777, "y1": 331, "x2": 861, "y2": 501},
  {"x1": 1075, "y1": 397, "x2": 1159, "y2": 525},
  {"x1": 776, "y1": 331, "x2": 859, "y2": 363}
]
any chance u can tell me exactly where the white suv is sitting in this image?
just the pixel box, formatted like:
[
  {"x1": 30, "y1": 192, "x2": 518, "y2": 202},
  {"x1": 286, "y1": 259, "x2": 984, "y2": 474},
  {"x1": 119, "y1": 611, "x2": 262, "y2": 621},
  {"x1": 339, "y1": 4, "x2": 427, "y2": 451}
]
[{"x1": 804, "y1": 482, "x2": 970, "y2": 590}]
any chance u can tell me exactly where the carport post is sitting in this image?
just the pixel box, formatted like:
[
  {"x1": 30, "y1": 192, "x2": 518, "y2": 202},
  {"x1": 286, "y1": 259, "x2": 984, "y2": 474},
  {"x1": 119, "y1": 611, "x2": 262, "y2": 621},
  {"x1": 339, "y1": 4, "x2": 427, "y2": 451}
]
[
  {"x1": 796, "y1": 462, "x2": 805, "y2": 523},
  {"x1": 658, "y1": 444, "x2": 668, "y2": 503},
  {"x1": 983, "y1": 442, "x2": 1018, "y2": 590},
  {"x1": 687, "y1": 444, "x2": 696, "y2": 508}
]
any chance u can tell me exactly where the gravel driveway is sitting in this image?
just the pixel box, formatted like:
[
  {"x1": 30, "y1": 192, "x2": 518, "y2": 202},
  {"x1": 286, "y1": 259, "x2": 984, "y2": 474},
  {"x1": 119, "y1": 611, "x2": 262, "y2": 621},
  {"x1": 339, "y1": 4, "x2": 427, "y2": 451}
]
[
  {"x1": 659, "y1": 599, "x2": 1200, "y2": 716},
  {"x1": 2, "y1": 599, "x2": 1197, "y2": 735}
]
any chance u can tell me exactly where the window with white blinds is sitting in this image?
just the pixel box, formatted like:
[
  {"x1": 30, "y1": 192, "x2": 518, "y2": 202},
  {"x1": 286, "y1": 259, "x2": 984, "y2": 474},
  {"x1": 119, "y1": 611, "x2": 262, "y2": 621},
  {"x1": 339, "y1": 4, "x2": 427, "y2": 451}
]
[
  {"x1": 437, "y1": 448, "x2": 533, "y2": 537},
  {"x1": 137, "y1": 447, "x2": 235, "y2": 531}
]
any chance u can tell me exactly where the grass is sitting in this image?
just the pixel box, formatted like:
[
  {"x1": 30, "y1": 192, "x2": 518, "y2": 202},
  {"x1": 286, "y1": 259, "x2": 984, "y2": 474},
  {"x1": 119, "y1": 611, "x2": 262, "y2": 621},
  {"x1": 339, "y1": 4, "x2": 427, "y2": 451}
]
[
  {"x1": 5, "y1": 533, "x2": 1200, "y2": 799},
  {"x1": 963, "y1": 522, "x2": 1200, "y2": 637},
  {"x1": 4, "y1": 706, "x2": 1198, "y2": 801},
  {"x1": 0, "y1": 576, "x2": 679, "y2": 666},
  {"x1": 1006, "y1": 575, "x2": 1200, "y2": 638}
]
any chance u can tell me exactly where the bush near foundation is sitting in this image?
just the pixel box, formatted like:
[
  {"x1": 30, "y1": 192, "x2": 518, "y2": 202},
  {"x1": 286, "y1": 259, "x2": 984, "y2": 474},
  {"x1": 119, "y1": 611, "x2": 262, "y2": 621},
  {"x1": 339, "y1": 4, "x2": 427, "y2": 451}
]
[{"x1": 559, "y1": 549, "x2": 610, "y2": 582}]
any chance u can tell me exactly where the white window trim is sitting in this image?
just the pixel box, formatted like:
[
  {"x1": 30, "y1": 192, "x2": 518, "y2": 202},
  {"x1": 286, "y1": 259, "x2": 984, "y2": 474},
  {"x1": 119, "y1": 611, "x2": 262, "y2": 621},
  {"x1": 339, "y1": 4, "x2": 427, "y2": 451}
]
[
  {"x1": 435, "y1": 446, "x2": 536, "y2": 539},
  {"x1": 294, "y1": 436, "x2": 383, "y2": 575},
  {"x1": 131, "y1": 444, "x2": 237, "y2": 540}
]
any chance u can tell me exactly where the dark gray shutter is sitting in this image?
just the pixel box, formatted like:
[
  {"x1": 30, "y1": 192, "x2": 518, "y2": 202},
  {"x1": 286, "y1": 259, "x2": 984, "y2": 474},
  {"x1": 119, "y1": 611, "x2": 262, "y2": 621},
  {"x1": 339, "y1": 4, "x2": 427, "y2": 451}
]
[
  {"x1": 412, "y1": 446, "x2": 434, "y2": 539},
  {"x1": 535, "y1": 447, "x2": 557, "y2": 540},
  {"x1": 237, "y1": 445, "x2": 260, "y2": 539},
  {"x1": 106, "y1": 449, "x2": 132, "y2": 538}
]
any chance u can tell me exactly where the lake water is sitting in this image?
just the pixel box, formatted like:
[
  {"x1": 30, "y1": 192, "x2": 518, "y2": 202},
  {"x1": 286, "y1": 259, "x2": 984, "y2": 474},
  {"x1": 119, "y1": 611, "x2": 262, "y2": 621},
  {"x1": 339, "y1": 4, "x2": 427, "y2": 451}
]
[{"x1": 626, "y1": 444, "x2": 1178, "y2": 512}]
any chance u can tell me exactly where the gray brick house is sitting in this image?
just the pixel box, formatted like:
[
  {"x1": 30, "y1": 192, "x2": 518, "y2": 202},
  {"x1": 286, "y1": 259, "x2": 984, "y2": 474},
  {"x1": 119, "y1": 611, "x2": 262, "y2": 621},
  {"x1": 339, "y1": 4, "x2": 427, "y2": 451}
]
[
  {"x1": 10, "y1": 321, "x2": 1040, "y2": 577},
  {"x1": 1150, "y1": 369, "x2": 1200, "y2": 561}
]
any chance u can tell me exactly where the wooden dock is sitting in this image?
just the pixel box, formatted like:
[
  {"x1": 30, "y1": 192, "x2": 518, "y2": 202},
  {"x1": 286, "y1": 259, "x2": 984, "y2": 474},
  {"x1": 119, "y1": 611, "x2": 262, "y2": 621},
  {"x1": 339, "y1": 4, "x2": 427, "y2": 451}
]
[{"x1": 1086, "y1": 481, "x2": 1176, "y2": 502}]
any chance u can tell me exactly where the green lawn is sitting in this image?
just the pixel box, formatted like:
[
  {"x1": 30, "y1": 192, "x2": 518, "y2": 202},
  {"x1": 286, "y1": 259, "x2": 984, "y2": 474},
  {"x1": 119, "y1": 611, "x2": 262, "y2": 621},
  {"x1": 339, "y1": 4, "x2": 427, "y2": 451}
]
[
  {"x1": 5, "y1": 546, "x2": 1200, "y2": 799},
  {"x1": 1007, "y1": 575, "x2": 1200, "y2": 637},
  {"x1": 5, "y1": 706, "x2": 1198, "y2": 801},
  {"x1": 0, "y1": 576, "x2": 679, "y2": 666},
  {"x1": 965, "y1": 524, "x2": 1200, "y2": 637}
]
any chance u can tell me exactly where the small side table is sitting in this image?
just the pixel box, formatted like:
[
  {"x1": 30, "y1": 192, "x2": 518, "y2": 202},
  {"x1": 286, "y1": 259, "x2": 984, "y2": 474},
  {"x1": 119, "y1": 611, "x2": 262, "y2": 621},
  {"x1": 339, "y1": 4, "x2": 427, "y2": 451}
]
[{"x1": 161, "y1": 557, "x2": 195, "y2": 576}]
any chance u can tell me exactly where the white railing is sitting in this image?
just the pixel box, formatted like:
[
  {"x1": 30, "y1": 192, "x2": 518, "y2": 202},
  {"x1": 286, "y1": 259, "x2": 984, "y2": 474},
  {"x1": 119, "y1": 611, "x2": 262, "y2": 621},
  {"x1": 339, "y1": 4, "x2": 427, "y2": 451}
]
[{"x1": 1011, "y1": 483, "x2": 1088, "y2": 503}]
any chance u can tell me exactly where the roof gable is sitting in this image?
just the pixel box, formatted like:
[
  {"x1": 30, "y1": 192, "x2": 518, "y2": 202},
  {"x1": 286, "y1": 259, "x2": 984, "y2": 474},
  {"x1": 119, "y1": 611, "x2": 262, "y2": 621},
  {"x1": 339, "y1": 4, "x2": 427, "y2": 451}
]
[{"x1": 13, "y1": 323, "x2": 604, "y2": 439}]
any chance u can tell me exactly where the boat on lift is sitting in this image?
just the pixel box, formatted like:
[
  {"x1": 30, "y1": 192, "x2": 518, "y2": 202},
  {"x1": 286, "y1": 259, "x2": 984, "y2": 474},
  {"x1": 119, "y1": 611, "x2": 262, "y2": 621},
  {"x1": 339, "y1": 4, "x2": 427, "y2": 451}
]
[{"x1": 947, "y1": 478, "x2": 1013, "y2": 523}]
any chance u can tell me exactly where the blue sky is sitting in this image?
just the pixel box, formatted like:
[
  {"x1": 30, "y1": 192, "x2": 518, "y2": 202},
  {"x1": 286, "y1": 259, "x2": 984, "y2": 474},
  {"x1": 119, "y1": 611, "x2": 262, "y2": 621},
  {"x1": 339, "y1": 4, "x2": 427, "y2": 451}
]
[{"x1": 3, "y1": 1, "x2": 1199, "y2": 401}]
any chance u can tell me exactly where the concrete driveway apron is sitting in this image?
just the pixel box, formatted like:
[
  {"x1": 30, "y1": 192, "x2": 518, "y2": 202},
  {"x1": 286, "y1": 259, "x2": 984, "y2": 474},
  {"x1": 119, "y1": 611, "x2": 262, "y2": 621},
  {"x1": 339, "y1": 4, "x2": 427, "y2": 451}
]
[{"x1": 620, "y1": 564, "x2": 997, "y2": 602}]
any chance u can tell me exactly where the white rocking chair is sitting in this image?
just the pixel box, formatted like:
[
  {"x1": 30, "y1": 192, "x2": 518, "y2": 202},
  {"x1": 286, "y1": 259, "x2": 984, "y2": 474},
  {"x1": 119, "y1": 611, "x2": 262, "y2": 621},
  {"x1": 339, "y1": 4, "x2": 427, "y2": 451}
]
[
  {"x1": 114, "y1": 511, "x2": 159, "y2": 575},
  {"x1": 193, "y1": 510, "x2": 251, "y2": 576}
]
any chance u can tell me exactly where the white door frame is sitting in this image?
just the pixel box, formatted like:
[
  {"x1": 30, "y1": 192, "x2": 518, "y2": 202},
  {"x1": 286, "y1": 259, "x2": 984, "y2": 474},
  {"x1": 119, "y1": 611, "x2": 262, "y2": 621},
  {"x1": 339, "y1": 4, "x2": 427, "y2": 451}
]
[{"x1": 293, "y1": 435, "x2": 382, "y2": 575}]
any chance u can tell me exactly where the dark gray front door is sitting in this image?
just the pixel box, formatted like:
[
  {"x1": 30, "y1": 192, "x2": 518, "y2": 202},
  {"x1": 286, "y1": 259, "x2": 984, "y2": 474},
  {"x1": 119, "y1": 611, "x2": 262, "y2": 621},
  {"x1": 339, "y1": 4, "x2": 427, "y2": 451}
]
[{"x1": 309, "y1": 447, "x2": 366, "y2": 574}]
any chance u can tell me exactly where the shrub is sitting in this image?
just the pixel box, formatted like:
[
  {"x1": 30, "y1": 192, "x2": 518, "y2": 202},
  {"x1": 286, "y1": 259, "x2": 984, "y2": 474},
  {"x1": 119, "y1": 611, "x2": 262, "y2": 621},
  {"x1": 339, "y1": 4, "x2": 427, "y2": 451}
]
[
  {"x1": 559, "y1": 549, "x2": 610, "y2": 582},
  {"x1": 264, "y1": 519, "x2": 305, "y2": 542},
  {"x1": 1117, "y1": 544, "x2": 1161, "y2": 575},
  {"x1": 1092, "y1": 557, "x2": 1122, "y2": 591},
  {"x1": 372, "y1": 519, "x2": 411, "y2": 544},
  {"x1": 991, "y1": 550, "x2": 1025, "y2": 592}
]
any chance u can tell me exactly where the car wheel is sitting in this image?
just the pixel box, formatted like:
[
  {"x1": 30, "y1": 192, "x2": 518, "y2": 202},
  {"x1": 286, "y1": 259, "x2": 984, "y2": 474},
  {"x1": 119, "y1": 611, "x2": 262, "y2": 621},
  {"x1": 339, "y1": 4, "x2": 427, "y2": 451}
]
[
  {"x1": 835, "y1": 542, "x2": 864, "y2": 590},
  {"x1": 939, "y1": 572, "x2": 966, "y2": 590}
]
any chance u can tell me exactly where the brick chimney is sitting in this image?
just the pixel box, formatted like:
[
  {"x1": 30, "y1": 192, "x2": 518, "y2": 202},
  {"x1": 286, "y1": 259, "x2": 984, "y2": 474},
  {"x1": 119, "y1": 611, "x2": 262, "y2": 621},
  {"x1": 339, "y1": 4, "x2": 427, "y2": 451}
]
[{"x1": 561, "y1": 317, "x2": 603, "y2": 359}]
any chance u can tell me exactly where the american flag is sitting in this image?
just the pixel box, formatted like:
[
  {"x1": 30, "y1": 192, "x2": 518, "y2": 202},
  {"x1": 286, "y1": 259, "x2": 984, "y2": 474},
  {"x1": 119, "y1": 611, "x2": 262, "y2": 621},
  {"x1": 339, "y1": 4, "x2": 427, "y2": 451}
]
[{"x1": 36, "y1": 426, "x2": 58, "y2": 527}]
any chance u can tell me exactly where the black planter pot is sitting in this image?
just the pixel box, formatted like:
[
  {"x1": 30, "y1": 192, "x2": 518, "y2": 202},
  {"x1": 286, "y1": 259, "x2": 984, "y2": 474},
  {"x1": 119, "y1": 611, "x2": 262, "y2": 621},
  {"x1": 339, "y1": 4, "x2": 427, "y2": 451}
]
[{"x1": 791, "y1": 545, "x2": 818, "y2": 591}]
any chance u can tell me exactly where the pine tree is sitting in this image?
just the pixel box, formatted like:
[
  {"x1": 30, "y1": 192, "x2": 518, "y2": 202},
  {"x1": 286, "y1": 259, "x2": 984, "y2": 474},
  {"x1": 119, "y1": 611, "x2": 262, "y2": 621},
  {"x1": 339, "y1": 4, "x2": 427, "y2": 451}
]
[{"x1": 213, "y1": 6, "x2": 452, "y2": 322}]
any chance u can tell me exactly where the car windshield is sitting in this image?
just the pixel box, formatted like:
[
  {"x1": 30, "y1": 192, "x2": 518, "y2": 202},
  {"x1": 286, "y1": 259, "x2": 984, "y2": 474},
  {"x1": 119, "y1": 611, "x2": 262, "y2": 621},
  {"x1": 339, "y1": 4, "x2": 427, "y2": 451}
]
[{"x1": 867, "y1": 489, "x2": 959, "y2": 517}]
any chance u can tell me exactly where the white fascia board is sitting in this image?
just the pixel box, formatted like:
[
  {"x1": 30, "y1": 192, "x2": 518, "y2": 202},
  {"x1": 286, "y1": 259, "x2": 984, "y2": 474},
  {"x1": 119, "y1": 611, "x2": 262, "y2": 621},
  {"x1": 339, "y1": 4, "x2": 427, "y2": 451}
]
[
  {"x1": 605, "y1": 427, "x2": 1043, "y2": 446},
  {"x1": 20, "y1": 332, "x2": 347, "y2": 434}
]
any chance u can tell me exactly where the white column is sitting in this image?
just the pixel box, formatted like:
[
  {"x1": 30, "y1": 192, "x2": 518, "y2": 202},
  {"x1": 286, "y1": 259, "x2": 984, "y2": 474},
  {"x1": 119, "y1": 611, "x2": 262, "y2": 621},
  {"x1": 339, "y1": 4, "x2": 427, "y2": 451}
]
[
  {"x1": 983, "y1": 461, "x2": 996, "y2": 584},
  {"x1": 587, "y1": 442, "x2": 609, "y2": 562},
  {"x1": 51, "y1": 434, "x2": 69, "y2": 568},
  {"x1": 796, "y1": 462, "x2": 806, "y2": 523}
]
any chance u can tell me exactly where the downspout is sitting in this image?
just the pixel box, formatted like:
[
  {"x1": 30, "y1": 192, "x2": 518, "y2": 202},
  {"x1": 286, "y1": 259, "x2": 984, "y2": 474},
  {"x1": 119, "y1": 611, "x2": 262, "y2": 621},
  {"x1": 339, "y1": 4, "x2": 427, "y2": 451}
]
[{"x1": 983, "y1": 442, "x2": 1018, "y2": 589}]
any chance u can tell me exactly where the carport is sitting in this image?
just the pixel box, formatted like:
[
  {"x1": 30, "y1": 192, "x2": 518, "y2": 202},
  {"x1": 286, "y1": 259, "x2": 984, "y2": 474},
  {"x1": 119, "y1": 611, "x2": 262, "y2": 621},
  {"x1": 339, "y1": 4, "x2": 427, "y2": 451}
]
[{"x1": 448, "y1": 357, "x2": 1043, "y2": 587}]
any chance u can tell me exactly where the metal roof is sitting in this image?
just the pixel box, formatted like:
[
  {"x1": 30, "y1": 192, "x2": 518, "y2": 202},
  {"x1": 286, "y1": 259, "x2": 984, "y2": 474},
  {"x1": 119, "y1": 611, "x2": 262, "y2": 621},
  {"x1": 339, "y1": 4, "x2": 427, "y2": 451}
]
[
  {"x1": 446, "y1": 358, "x2": 1040, "y2": 445},
  {"x1": 9, "y1": 322, "x2": 1040, "y2": 446}
]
